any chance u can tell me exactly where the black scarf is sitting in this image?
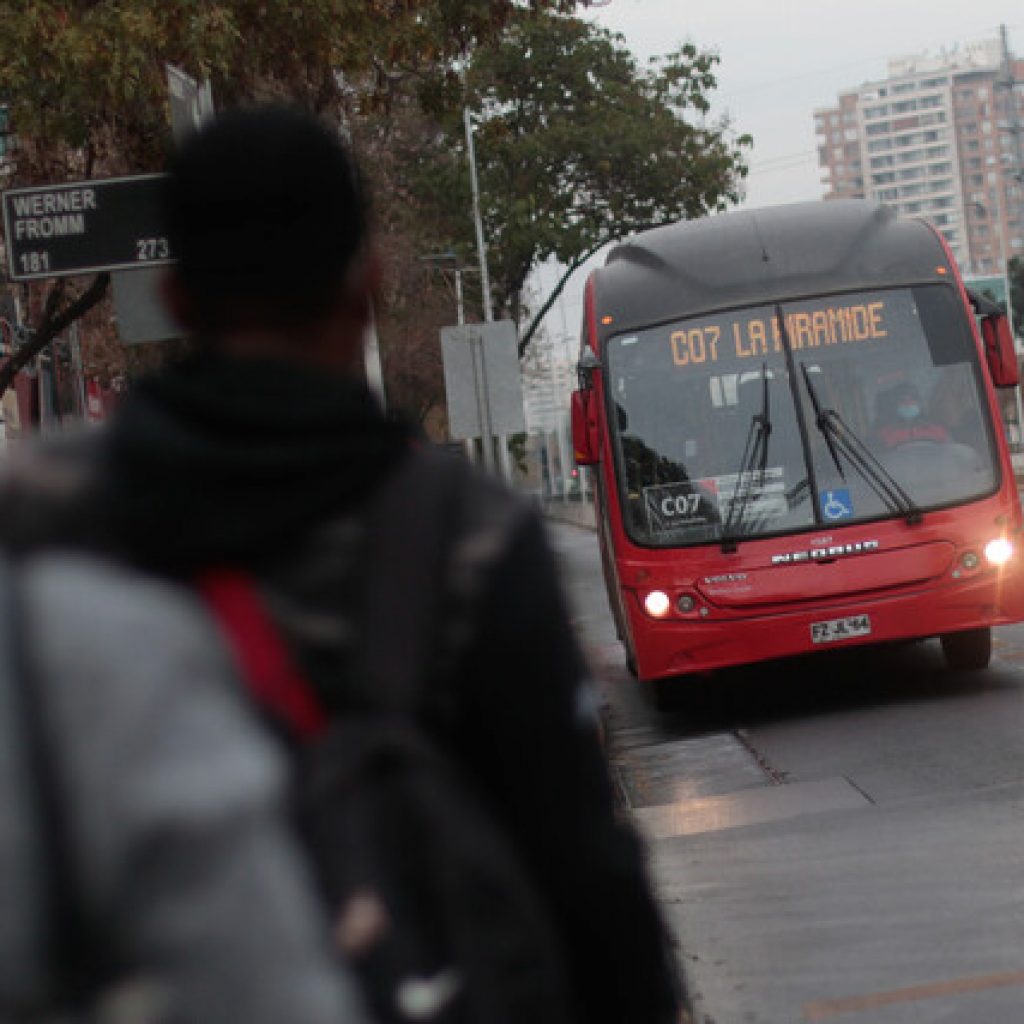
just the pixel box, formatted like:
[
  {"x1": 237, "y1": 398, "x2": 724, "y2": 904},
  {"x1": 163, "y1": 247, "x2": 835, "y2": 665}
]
[{"x1": 102, "y1": 353, "x2": 414, "y2": 573}]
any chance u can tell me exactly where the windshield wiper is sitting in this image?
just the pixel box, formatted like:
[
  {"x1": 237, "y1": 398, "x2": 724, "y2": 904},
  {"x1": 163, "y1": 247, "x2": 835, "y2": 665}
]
[
  {"x1": 800, "y1": 364, "x2": 922, "y2": 525},
  {"x1": 721, "y1": 362, "x2": 772, "y2": 553}
]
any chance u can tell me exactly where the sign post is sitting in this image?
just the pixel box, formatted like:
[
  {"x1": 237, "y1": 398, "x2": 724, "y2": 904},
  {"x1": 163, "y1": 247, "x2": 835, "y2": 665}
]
[
  {"x1": 441, "y1": 321, "x2": 526, "y2": 450},
  {"x1": 2, "y1": 174, "x2": 172, "y2": 282},
  {"x1": 166, "y1": 65, "x2": 214, "y2": 144}
]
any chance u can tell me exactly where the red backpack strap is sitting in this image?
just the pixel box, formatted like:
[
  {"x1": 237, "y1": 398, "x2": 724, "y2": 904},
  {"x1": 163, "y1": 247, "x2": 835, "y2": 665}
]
[{"x1": 197, "y1": 568, "x2": 328, "y2": 740}]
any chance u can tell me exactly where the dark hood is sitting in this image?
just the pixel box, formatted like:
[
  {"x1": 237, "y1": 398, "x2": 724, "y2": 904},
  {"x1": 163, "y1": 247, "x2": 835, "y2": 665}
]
[{"x1": 103, "y1": 353, "x2": 414, "y2": 573}]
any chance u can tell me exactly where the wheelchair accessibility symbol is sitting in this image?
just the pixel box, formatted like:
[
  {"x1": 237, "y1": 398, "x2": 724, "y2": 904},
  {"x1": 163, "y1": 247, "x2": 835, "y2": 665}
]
[{"x1": 821, "y1": 488, "x2": 854, "y2": 521}]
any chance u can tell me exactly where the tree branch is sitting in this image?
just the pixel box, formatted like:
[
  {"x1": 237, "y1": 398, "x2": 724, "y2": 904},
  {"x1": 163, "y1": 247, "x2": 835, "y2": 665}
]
[
  {"x1": 518, "y1": 238, "x2": 610, "y2": 358},
  {"x1": 0, "y1": 273, "x2": 110, "y2": 395}
]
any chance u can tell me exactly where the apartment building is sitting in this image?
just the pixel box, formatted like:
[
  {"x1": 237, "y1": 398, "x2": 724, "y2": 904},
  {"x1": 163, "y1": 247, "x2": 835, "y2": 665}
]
[{"x1": 815, "y1": 36, "x2": 1024, "y2": 275}]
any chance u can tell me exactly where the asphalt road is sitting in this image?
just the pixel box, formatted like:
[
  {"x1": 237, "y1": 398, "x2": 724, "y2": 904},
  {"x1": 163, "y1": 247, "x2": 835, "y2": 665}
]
[{"x1": 545, "y1": 519, "x2": 1024, "y2": 1024}]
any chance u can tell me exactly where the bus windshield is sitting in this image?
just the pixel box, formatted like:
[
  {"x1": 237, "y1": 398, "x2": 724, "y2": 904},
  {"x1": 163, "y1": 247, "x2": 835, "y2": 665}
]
[{"x1": 606, "y1": 284, "x2": 999, "y2": 548}]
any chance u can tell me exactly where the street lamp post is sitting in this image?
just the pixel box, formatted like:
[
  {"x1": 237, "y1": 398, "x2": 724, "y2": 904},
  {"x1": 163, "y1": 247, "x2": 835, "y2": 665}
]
[{"x1": 462, "y1": 107, "x2": 515, "y2": 482}]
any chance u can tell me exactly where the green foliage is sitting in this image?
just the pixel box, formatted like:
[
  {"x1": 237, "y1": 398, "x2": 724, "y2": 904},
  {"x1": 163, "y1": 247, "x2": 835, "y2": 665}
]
[
  {"x1": 414, "y1": 12, "x2": 751, "y2": 342},
  {"x1": 0, "y1": 0, "x2": 576, "y2": 179},
  {"x1": 0, "y1": 0, "x2": 575, "y2": 405}
]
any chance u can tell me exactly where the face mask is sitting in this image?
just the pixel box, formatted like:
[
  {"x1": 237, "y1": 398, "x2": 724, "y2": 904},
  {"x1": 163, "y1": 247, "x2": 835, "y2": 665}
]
[{"x1": 897, "y1": 403, "x2": 920, "y2": 421}]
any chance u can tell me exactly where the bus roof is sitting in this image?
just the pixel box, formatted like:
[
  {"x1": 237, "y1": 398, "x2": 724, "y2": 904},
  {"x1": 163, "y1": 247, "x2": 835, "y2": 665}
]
[{"x1": 591, "y1": 200, "x2": 954, "y2": 340}]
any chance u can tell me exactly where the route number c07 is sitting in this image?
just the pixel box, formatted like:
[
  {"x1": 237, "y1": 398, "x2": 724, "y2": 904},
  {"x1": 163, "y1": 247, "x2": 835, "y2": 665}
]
[
  {"x1": 136, "y1": 237, "x2": 170, "y2": 261},
  {"x1": 661, "y1": 493, "x2": 701, "y2": 517}
]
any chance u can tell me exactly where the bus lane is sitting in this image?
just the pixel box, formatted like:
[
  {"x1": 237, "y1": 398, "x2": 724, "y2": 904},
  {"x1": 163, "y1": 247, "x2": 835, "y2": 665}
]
[{"x1": 546, "y1": 517, "x2": 1024, "y2": 1024}]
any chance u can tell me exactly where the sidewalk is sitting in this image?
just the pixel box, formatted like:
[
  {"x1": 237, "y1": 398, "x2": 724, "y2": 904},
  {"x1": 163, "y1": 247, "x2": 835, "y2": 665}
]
[{"x1": 540, "y1": 496, "x2": 596, "y2": 531}]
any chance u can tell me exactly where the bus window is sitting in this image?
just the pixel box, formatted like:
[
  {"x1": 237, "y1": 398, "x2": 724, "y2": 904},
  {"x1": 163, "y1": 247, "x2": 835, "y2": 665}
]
[
  {"x1": 788, "y1": 286, "x2": 997, "y2": 518},
  {"x1": 607, "y1": 304, "x2": 813, "y2": 547},
  {"x1": 605, "y1": 284, "x2": 999, "y2": 547}
]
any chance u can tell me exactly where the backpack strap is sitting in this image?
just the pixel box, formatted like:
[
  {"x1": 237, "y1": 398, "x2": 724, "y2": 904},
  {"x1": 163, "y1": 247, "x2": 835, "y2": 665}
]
[
  {"x1": 199, "y1": 446, "x2": 464, "y2": 735},
  {"x1": 197, "y1": 569, "x2": 329, "y2": 740},
  {"x1": 351, "y1": 446, "x2": 465, "y2": 712},
  {"x1": 5, "y1": 559, "x2": 101, "y2": 1005}
]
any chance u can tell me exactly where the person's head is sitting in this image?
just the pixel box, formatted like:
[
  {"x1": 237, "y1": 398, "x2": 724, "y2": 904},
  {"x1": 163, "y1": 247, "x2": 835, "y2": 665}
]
[
  {"x1": 893, "y1": 383, "x2": 922, "y2": 421},
  {"x1": 160, "y1": 104, "x2": 375, "y2": 366}
]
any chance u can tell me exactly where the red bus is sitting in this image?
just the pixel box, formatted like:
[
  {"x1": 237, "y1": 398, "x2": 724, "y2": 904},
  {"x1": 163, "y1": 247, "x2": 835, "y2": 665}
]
[{"x1": 571, "y1": 200, "x2": 1024, "y2": 695}]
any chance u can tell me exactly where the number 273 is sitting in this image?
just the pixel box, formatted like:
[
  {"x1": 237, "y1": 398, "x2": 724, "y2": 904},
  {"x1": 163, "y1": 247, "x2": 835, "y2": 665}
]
[{"x1": 136, "y1": 237, "x2": 170, "y2": 260}]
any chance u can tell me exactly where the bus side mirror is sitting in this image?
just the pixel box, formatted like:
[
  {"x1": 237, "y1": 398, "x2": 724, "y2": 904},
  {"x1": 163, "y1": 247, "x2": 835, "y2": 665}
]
[
  {"x1": 982, "y1": 314, "x2": 1018, "y2": 388},
  {"x1": 571, "y1": 389, "x2": 600, "y2": 465}
]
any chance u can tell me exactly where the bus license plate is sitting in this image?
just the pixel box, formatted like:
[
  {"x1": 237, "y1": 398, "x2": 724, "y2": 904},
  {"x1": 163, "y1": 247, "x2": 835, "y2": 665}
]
[{"x1": 810, "y1": 614, "x2": 871, "y2": 644}]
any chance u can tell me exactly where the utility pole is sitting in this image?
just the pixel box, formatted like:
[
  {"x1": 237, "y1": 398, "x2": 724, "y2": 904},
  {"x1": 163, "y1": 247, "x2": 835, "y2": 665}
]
[{"x1": 463, "y1": 106, "x2": 513, "y2": 481}]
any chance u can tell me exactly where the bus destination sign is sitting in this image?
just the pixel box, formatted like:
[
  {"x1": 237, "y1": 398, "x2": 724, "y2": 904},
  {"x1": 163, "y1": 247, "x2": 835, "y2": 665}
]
[
  {"x1": 668, "y1": 299, "x2": 890, "y2": 369},
  {"x1": 2, "y1": 173, "x2": 173, "y2": 281}
]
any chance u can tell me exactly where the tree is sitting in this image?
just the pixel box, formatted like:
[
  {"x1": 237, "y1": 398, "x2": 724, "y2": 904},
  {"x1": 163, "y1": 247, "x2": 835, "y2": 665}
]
[
  {"x1": 0, "y1": 1, "x2": 577, "y2": 399},
  {"x1": 414, "y1": 12, "x2": 751, "y2": 355}
]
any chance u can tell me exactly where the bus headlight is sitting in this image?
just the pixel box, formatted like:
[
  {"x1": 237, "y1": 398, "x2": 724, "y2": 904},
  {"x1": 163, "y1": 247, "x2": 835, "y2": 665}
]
[
  {"x1": 984, "y1": 538, "x2": 1013, "y2": 566},
  {"x1": 643, "y1": 590, "x2": 671, "y2": 618}
]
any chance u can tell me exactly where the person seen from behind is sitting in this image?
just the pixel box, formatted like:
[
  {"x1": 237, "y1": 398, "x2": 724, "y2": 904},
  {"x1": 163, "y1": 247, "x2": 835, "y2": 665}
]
[{"x1": 0, "y1": 104, "x2": 684, "y2": 1024}]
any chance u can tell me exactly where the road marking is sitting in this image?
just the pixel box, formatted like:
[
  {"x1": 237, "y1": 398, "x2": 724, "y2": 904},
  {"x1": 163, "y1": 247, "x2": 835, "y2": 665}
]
[{"x1": 802, "y1": 968, "x2": 1024, "y2": 1019}]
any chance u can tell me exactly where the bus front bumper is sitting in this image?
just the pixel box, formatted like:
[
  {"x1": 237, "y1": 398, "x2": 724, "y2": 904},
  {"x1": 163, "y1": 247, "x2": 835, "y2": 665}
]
[{"x1": 626, "y1": 565, "x2": 1024, "y2": 682}]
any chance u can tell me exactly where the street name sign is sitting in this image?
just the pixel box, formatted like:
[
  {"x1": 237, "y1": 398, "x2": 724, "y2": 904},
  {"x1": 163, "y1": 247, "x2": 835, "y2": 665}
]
[{"x1": 2, "y1": 173, "x2": 172, "y2": 281}]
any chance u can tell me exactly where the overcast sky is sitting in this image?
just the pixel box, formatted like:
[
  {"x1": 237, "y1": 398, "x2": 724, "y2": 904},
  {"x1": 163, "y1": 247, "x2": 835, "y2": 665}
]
[
  {"x1": 587, "y1": 0, "x2": 1021, "y2": 209},
  {"x1": 535, "y1": 2, "x2": 1022, "y2": 352}
]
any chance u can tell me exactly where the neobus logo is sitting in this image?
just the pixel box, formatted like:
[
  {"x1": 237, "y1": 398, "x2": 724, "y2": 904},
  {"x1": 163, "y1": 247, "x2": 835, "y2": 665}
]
[{"x1": 771, "y1": 540, "x2": 880, "y2": 565}]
